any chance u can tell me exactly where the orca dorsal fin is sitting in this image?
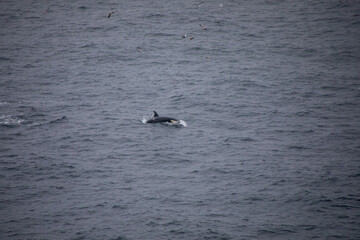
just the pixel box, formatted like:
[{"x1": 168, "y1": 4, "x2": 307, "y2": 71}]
[{"x1": 153, "y1": 111, "x2": 159, "y2": 117}]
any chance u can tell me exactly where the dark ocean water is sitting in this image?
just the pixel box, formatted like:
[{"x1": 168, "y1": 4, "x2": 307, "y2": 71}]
[{"x1": 1, "y1": 0, "x2": 360, "y2": 239}]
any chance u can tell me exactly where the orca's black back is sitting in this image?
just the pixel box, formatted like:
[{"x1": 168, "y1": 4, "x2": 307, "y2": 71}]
[{"x1": 147, "y1": 116, "x2": 177, "y2": 123}]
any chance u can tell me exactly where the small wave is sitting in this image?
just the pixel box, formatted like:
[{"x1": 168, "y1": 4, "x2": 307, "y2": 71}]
[
  {"x1": 112, "y1": 235, "x2": 129, "y2": 240},
  {"x1": 80, "y1": 43, "x2": 96, "y2": 48},
  {"x1": 331, "y1": 204, "x2": 359, "y2": 210},
  {"x1": 146, "y1": 32, "x2": 175, "y2": 37},
  {"x1": 144, "y1": 13, "x2": 167, "y2": 19},
  {"x1": 176, "y1": 59, "x2": 193, "y2": 65},
  {"x1": 0, "y1": 115, "x2": 26, "y2": 127},
  {"x1": 0, "y1": 114, "x2": 67, "y2": 127},
  {"x1": 48, "y1": 116, "x2": 67, "y2": 124},
  {"x1": 241, "y1": 137, "x2": 255, "y2": 142},
  {"x1": 23, "y1": 64, "x2": 36, "y2": 68},
  {"x1": 288, "y1": 145, "x2": 310, "y2": 150},
  {"x1": 0, "y1": 57, "x2": 12, "y2": 62},
  {"x1": 170, "y1": 94, "x2": 186, "y2": 101},
  {"x1": 112, "y1": 205, "x2": 127, "y2": 210},
  {"x1": 348, "y1": 173, "x2": 360, "y2": 178},
  {"x1": 320, "y1": 85, "x2": 348, "y2": 91},
  {"x1": 224, "y1": 137, "x2": 255, "y2": 144},
  {"x1": 185, "y1": 46, "x2": 206, "y2": 53}
]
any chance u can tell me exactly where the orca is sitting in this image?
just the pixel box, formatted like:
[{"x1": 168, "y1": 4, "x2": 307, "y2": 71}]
[{"x1": 146, "y1": 111, "x2": 179, "y2": 124}]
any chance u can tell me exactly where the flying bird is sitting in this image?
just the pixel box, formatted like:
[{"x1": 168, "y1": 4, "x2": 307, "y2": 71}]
[
  {"x1": 193, "y1": 2, "x2": 204, "y2": 7},
  {"x1": 108, "y1": 11, "x2": 115, "y2": 18},
  {"x1": 43, "y1": 6, "x2": 51, "y2": 14},
  {"x1": 199, "y1": 24, "x2": 207, "y2": 30}
]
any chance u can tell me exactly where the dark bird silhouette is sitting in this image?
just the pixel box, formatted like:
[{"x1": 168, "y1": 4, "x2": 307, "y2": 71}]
[
  {"x1": 199, "y1": 24, "x2": 207, "y2": 30},
  {"x1": 193, "y1": 2, "x2": 204, "y2": 7},
  {"x1": 108, "y1": 11, "x2": 115, "y2": 18},
  {"x1": 43, "y1": 6, "x2": 50, "y2": 14}
]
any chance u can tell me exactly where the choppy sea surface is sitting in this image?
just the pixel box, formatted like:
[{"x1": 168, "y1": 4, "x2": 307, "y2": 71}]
[{"x1": 1, "y1": 1, "x2": 360, "y2": 239}]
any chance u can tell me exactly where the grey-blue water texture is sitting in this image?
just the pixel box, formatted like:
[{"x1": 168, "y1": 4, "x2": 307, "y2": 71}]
[{"x1": 1, "y1": 0, "x2": 360, "y2": 239}]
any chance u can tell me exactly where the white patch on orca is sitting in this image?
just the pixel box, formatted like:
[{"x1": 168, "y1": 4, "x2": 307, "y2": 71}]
[{"x1": 164, "y1": 119, "x2": 187, "y2": 127}]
